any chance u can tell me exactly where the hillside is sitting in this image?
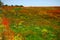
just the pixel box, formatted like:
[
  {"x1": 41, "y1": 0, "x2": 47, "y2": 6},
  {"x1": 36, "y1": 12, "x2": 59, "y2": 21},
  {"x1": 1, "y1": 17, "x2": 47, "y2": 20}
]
[{"x1": 0, "y1": 6, "x2": 60, "y2": 40}]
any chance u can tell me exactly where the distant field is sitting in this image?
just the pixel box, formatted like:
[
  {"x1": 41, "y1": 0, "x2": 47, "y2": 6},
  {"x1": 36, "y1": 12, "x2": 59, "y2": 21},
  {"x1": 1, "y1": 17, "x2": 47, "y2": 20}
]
[{"x1": 0, "y1": 6, "x2": 60, "y2": 40}]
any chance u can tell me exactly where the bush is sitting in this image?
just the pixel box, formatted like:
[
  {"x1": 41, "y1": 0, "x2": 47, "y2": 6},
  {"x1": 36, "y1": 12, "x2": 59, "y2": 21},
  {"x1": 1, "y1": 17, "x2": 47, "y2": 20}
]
[
  {"x1": 15, "y1": 5, "x2": 24, "y2": 7},
  {"x1": 11, "y1": 5, "x2": 13, "y2": 6},
  {"x1": 15, "y1": 5, "x2": 19, "y2": 7},
  {"x1": 5, "y1": 4, "x2": 8, "y2": 6},
  {"x1": 20, "y1": 5, "x2": 24, "y2": 7}
]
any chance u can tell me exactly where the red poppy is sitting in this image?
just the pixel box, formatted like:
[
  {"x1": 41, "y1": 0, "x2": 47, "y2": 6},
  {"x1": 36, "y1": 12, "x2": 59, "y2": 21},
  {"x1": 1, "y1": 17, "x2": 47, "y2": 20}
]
[
  {"x1": 2, "y1": 18, "x2": 9, "y2": 25},
  {"x1": 2, "y1": 17, "x2": 10, "y2": 29}
]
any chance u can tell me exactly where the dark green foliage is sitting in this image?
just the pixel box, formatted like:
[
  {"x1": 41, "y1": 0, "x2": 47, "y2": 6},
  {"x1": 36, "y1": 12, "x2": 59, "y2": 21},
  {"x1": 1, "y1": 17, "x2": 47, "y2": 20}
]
[
  {"x1": 20, "y1": 5, "x2": 24, "y2": 7},
  {"x1": 15, "y1": 5, "x2": 19, "y2": 7},
  {"x1": 15, "y1": 5, "x2": 24, "y2": 7},
  {"x1": 5, "y1": 4, "x2": 8, "y2": 6},
  {"x1": 0, "y1": 0, "x2": 3, "y2": 7},
  {"x1": 11, "y1": 5, "x2": 13, "y2": 6}
]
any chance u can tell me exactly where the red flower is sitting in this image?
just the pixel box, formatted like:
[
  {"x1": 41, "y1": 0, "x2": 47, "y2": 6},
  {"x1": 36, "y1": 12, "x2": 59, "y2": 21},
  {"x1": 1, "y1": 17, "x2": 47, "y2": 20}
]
[{"x1": 2, "y1": 18, "x2": 9, "y2": 25}]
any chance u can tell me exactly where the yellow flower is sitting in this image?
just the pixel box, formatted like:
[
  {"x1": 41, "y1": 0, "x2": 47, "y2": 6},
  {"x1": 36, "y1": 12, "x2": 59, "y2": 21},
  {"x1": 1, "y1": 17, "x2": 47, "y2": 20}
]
[
  {"x1": 0, "y1": 25, "x2": 4, "y2": 28},
  {"x1": 0, "y1": 24, "x2": 5, "y2": 32},
  {"x1": 41, "y1": 29, "x2": 48, "y2": 33},
  {"x1": 18, "y1": 21, "x2": 24, "y2": 25},
  {"x1": 14, "y1": 34, "x2": 23, "y2": 40}
]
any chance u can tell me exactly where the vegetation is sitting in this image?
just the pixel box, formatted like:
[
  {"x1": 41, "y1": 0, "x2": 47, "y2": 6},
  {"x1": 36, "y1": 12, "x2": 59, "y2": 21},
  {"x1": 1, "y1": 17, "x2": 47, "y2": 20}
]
[
  {"x1": 0, "y1": 0, "x2": 3, "y2": 7},
  {"x1": 15, "y1": 5, "x2": 24, "y2": 7},
  {"x1": 4, "y1": 4, "x2": 8, "y2": 6},
  {"x1": 0, "y1": 6, "x2": 60, "y2": 40}
]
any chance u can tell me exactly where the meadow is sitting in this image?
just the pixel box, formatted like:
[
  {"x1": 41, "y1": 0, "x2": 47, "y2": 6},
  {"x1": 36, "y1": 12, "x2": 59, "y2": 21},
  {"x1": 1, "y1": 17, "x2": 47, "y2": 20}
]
[{"x1": 0, "y1": 6, "x2": 60, "y2": 40}]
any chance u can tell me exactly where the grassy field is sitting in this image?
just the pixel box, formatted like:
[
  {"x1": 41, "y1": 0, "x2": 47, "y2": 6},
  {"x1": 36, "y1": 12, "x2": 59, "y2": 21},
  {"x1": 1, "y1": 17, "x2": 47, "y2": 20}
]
[{"x1": 0, "y1": 6, "x2": 60, "y2": 40}]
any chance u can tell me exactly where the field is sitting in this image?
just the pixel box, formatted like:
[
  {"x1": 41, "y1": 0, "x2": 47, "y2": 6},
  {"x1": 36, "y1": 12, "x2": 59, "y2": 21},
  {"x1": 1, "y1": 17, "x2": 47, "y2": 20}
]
[{"x1": 0, "y1": 6, "x2": 60, "y2": 40}]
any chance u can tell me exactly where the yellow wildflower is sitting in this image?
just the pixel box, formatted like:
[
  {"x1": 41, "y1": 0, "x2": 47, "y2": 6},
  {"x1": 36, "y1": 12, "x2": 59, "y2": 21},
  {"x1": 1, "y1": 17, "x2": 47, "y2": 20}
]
[
  {"x1": 41, "y1": 29, "x2": 48, "y2": 33},
  {"x1": 18, "y1": 21, "x2": 24, "y2": 25}
]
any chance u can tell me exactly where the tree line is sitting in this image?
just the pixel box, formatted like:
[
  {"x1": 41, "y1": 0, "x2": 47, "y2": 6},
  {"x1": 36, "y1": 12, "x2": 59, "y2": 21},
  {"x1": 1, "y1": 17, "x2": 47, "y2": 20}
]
[{"x1": 0, "y1": 0, "x2": 24, "y2": 7}]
